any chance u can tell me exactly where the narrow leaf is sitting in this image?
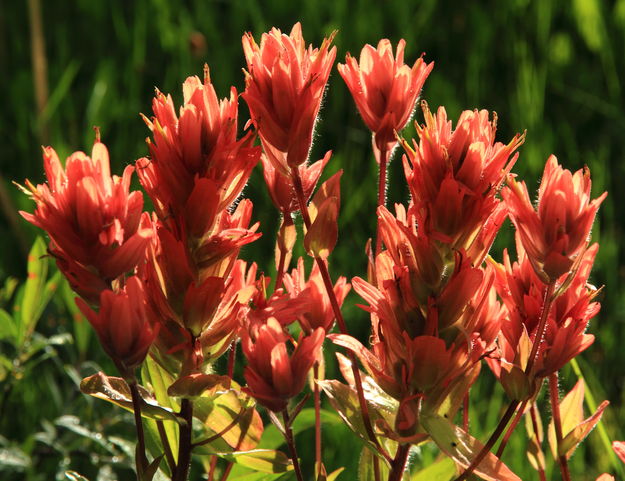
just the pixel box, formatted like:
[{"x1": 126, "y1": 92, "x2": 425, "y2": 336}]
[
  {"x1": 80, "y1": 371, "x2": 178, "y2": 422},
  {"x1": 421, "y1": 413, "x2": 521, "y2": 481}
]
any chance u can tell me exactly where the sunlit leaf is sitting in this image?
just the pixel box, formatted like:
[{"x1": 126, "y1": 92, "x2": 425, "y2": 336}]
[
  {"x1": 64, "y1": 471, "x2": 90, "y2": 481},
  {"x1": 80, "y1": 371, "x2": 178, "y2": 422},
  {"x1": 193, "y1": 389, "x2": 263, "y2": 451},
  {"x1": 358, "y1": 446, "x2": 389, "y2": 481},
  {"x1": 203, "y1": 449, "x2": 292, "y2": 473},
  {"x1": 0, "y1": 309, "x2": 16, "y2": 343},
  {"x1": 19, "y1": 237, "x2": 49, "y2": 341},
  {"x1": 548, "y1": 380, "x2": 609, "y2": 459},
  {"x1": 411, "y1": 456, "x2": 456, "y2": 481},
  {"x1": 421, "y1": 413, "x2": 521, "y2": 481}
]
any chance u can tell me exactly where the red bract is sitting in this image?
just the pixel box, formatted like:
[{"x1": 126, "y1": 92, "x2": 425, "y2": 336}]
[
  {"x1": 488, "y1": 241, "x2": 600, "y2": 399},
  {"x1": 242, "y1": 23, "x2": 336, "y2": 172},
  {"x1": 262, "y1": 151, "x2": 331, "y2": 214},
  {"x1": 283, "y1": 257, "x2": 351, "y2": 333},
  {"x1": 76, "y1": 276, "x2": 158, "y2": 375},
  {"x1": 137, "y1": 70, "x2": 260, "y2": 237},
  {"x1": 20, "y1": 140, "x2": 151, "y2": 303},
  {"x1": 241, "y1": 317, "x2": 324, "y2": 412},
  {"x1": 338, "y1": 39, "x2": 433, "y2": 150},
  {"x1": 503, "y1": 155, "x2": 606, "y2": 283},
  {"x1": 402, "y1": 104, "x2": 523, "y2": 262}
]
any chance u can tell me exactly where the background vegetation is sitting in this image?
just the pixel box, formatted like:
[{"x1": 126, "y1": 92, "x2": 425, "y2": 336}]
[{"x1": 1, "y1": 0, "x2": 624, "y2": 479}]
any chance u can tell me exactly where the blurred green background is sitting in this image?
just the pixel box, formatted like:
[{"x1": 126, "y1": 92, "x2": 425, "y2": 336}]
[{"x1": 1, "y1": 0, "x2": 624, "y2": 479}]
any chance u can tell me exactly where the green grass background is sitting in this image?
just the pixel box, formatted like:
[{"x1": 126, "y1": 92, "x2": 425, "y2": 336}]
[{"x1": 1, "y1": 0, "x2": 624, "y2": 479}]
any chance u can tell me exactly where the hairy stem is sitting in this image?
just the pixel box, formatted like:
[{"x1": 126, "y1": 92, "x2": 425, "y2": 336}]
[
  {"x1": 496, "y1": 399, "x2": 528, "y2": 458},
  {"x1": 525, "y1": 282, "x2": 556, "y2": 376},
  {"x1": 388, "y1": 444, "x2": 410, "y2": 481},
  {"x1": 174, "y1": 398, "x2": 194, "y2": 481},
  {"x1": 454, "y1": 400, "x2": 520, "y2": 481},
  {"x1": 291, "y1": 167, "x2": 392, "y2": 462},
  {"x1": 549, "y1": 372, "x2": 572, "y2": 481},
  {"x1": 313, "y1": 362, "x2": 322, "y2": 476},
  {"x1": 282, "y1": 409, "x2": 304, "y2": 481},
  {"x1": 374, "y1": 142, "x2": 389, "y2": 256},
  {"x1": 129, "y1": 379, "x2": 148, "y2": 479}
]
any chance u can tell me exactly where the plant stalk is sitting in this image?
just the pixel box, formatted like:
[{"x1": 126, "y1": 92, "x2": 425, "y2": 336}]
[
  {"x1": 282, "y1": 409, "x2": 305, "y2": 481},
  {"x1": 174, "y1": 398, "x2": 194, "y2": 481},
  {"x1": 313, "y1": 362, "x2": 322, "y2": 476},
  {"x1": 454, "y1": 400, "x2": 520, "y2": 481},
  {"x1": 374, "y1": 141, "x2": 389, "y2": 256},
  {"x1": 388, "y1": 443, "x2": 410, "y2": 481},
  {"x1": 525, "y1": 282, "x2": 556, "y2": 376},
  {"x1": 496, "y1": 399, "x2": 528, "y2": 458},
  {"x1": 129, "y1": 379, "x2": 149, "y2": 479},
  {"x1": 291, "y1": 167, "x2": 392, "y2": 462},
  {"x1": 549, "y1": 372, "x2": 572, "y2": 481}
]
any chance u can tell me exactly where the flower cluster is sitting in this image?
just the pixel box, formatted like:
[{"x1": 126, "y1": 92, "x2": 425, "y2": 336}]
[{"x1": 19, "y1": 21, "x2": 609, "y2": 481}]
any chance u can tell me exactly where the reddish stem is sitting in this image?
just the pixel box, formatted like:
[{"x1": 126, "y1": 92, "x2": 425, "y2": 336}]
[
  {"x1": 374, "y1": 142, "x2": 389, "y2": 257},
  {"x1": 462, "y1": 392, "x2": 470, "y2": 431},
  {"x1": 291, "y1": 168, "x2": 392, "y2": 462},
  {"x1": 282, "y1": 409, "x2": 305, "y2": 481},
  {"x1": 173, "y1": 398, "x2": 194, "y2": 481},
  {"x1": 388, "y1": 443, "x2": 410, "y2": 481},
  {"x1": 274, "y1": 215, "x2": 293, "y2": 290},
  {"x1": 313, "y1": 362, "x2": 322, "y2": 476},
  {"x1": 530, "y1": 403, "x2": 547, "y2": 481},
  {"x1": 525, "y1": 282, "x2": 556, "y2": 376},
  {"x1": 129, "y1": 379, "x2": 149, "y2": 479},
  {"x1": 454, "y1": 400, "x2": 520, "y2": 481},
  {"x1": 496, "y1": 399, "x2": 528, "y2": 458},
  {"x1": 549, "y1": 372, "x2": 572, "y2": 481}
]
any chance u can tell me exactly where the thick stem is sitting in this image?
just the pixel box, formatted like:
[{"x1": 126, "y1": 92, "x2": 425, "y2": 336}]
[
  {"x1": 388, "y1": 444, "x2": 410, "y2": 481},
  {"x1": 496, "y1": 399, "x2": 528, "y2": 458},
  {"x1": 549, "y1": 372, "x2": 572, "y2": 481},
  {"x1": 374, "y1": 142, "x2": 389, "y2": 257},
  {"x1": 313, "y1": 362, "x2": 322, "y2": 475},
  {"x1": 129, "y1": 379, "x2": 148, "y2": 479},
  {"x1": 525, "y1": 282, "x2": 556, "y2": 376},
  {"x1": 174, "y1": 398, "x2": 194, "y2": 481},
  {"x1": 454, "y1": 400, "x2": 520, "y2": 481},
  {"x1": 530, "y1": 403, "x2": 548, "y2": 481},
  {"x1": 291, "y1": 168, "x2": 391, "y2": 462},
  {"x1": 282, "y1": 409, "x2": 305, "y2": 481}
]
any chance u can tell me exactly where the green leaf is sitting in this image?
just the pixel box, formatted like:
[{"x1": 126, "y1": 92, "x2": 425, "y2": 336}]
[
  {"x1": 421, "y1": 412, "x2": 521, "y2": 481},
  {"x1": 358, "y1": 446, "x2": 389, "y2": 481},
  {"x1": 318, "y1": 379, "x2": 392, "y2": 451},
  {"x1": 206, "y1": 449, "x2": 292, "y2": 474},
  {"x1": 193, "y1": 389, "x2": 263, "y2": 451},
  {"x1": 80, "y1": 371, "x2": 178, "y2": 422},
  {"x1": 0, "y1": 308, "x2": 17, "y2": 343},
  {"x1": 140, "y1": 356, "x2": 180, "y2": 475},
  {"x1": 411, "y1": 456, "x2": 455, "y2": 481},
  {"x1": 19, "y1": 237, "x2": 49, "y2": 341},
  {"x1": 60, "y1": 278, "x2": 91, "y2": 356}
]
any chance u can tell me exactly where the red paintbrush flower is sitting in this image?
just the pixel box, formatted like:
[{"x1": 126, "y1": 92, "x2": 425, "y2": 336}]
[
  {"x1": 283, "y1": 257, "x2": 351, "y2": 333},
  {"x1": 20, "y1": 138, "x2": 152, "y2": 303},
  {"x1": 488, "y1": 240, "x2": 600, "y2": 399},
  {"x1": 241, "y1": 317, "x2": 324, "y2": 412},
  {"x1": 242, "y1": 23, "x2": 336, "y2": 173},
  {"x1": 402, "y1": 104, "x2": 523, "y2": 262},
  {"x1": 137, "y1": 68, "x2": 260, "y2": 237},
  {"x1": 338, "y1": 39, "x2": 433, "y2": 151},
  {"x1": 503, "y1": 155, "x2": 606, "y2": 283},
  {"x1": 76, "y1": 276, "x2": 158, "y2": 375}
]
